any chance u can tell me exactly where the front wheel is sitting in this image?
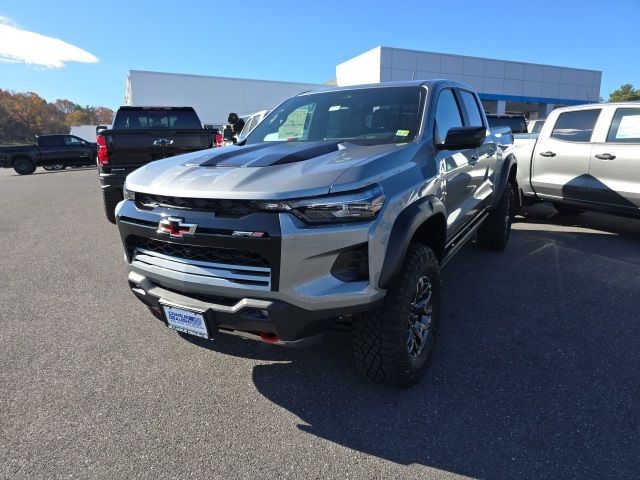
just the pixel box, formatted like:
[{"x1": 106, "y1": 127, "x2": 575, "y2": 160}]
[
  {"x1": 352, "y1": 244, "x2": 441, "y2": 387},
  {"x1": 477, "y1": 182, "x2": 515, "y2": 250}
]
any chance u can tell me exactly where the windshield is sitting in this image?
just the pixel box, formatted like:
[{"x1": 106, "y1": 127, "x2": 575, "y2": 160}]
[
  {"x1": 244, "y1": 86, "x2": 425, "y2": 146},
  {"x1": 531, "y1": 120, "x2": 545, "y2": 134}
]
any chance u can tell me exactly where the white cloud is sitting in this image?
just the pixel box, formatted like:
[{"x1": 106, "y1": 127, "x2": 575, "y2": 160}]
[{"x1": 0, "y1": 15, "x2": 98, "y2": 68}]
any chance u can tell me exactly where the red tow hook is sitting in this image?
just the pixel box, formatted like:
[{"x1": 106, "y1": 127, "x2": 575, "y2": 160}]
[{"x1": 260, "y1": 332, "x2": 280, "y2": 344}]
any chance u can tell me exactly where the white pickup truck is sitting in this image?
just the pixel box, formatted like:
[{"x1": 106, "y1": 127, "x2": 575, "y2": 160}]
[{"x1": 514, "y1": 102, "x2": 640, "y2": 217}]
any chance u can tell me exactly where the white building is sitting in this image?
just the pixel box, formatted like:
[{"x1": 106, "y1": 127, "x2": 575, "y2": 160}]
[
  {"x1": 125, "y1": 70, "x2": 321, "y2": 124},
  {"x1": 337, "y1": 46, "x2": 602, "y2": 118},
  {"x1": 124, "y1": 46, "x2": 602, "y2": 122}
]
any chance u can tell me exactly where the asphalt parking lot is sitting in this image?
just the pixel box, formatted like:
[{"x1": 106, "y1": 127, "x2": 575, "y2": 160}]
[{"x1": 0, "y1": 167, "x2": 638, "y2": 480}]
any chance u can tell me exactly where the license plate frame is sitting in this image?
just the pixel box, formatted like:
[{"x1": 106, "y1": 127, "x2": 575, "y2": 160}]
[{"x1": 161, "y1": 302, "x2": 209, "y2": 339}]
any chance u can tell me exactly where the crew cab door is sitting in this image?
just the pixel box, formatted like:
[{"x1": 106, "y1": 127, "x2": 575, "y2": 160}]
[
  {"x1": 531, "y1": 108, "x2": 601, "y2": 201},
  {"x1": 587, "y1": 107, "x2": 640, "y2": 212},
  {"x1": 433, "y1": 88, "x2": 480, "y2": 236},
  {"x1": 62, "y1": 135, "x2": 93, "y2": 164},
  {"x1": 38, "y1": 136, "x2": 67, "y2": 164},
  {"x1": 458, "y1": 89, "x2": 497, "y2": 212}
]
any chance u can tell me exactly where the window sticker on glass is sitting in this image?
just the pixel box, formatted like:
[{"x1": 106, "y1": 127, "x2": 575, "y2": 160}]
[
  {"x1": 328, "y1": 105, "x2": 342, "y2": 112},
  {"x1": 616, "y1": 114, "x2": 640, "y2": 139},
  {"x1": 396, "y1": 130, "x2": 410, "y2": 137}
]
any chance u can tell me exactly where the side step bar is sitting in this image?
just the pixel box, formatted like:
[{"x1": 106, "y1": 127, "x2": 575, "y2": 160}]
[{"x1": 440, "y1": 211, "x2": 489, "y2": 268}]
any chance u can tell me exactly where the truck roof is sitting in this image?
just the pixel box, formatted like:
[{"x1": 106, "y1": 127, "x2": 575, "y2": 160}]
[
  {"x1": 553, "y1": 101, "x2": 640, "y2": 112},
  {"x1": 297, "y1": 79, "x2": 470, "y2": 96},
  {"x1": 115, "y1": 106, "x2": 196, "y2": 111}
]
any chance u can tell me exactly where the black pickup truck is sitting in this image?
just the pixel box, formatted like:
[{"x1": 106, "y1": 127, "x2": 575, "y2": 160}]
[
  {"x1": 98, "y1": 106, "x2": 214, "y2": 223},
  {"x1": 0, "y1": 135, "x2": 97, "y2": 175}
]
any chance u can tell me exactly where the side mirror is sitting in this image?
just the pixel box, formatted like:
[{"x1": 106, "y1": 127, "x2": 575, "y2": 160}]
[{"x1": 439, "y1": 126, "x2": 486, "y2": 150}]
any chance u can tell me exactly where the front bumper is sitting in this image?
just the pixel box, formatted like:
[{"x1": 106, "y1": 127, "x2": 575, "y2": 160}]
[
  {"x1": 129, "y1": 271, "x2": 379, "y2": 343},
  {"x1": 117, "y1": 199, "x2": 386, "y2": 342}
]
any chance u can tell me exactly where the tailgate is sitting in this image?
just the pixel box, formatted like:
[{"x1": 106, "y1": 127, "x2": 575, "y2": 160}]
[
  {"x1": 162, "y1": 130, "x2": 213, "y2": 157},
  {"x1": 105, "y1": 129, "x2": 212, "y2": 168}
]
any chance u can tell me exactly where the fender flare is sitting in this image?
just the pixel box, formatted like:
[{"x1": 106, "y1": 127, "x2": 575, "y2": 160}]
[
  {"x1": 488, "y1": 154, "x2": 517, "y2": 211},
  {"x1": 378, "y1": 195, "x2": 446, "y2": 290},
  {"x1": 10, "y1": 154, "x2": 36, "y2": 166}
]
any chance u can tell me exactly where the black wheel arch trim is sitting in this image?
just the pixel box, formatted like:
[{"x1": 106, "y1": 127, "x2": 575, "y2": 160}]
[
  {"x1": 378, "y1": 195, "x2": 445, "y2": 290},
  {"x1": 11, "y1": 155, "x2": 36, "y2": 165},
  {"x1": 488, "y1": 154, "x2": 517, "y2": 211}
]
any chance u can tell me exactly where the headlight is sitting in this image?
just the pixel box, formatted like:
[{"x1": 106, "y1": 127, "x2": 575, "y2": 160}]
[
  {"x1": 123, "y1": 185, "x2": 135, "y2": 201},
  {"x1": 255, "y1": 185, "x2": 385, "y2": 224}
]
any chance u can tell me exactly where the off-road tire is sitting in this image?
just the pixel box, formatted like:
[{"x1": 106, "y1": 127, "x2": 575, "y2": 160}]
[
  {"x1": 552, "y1": 202, "x2": 585, "y2": 215},
  {"x1": 352, "y1": 244, "x2": 441, "y2": 387},
  {"x1": 102, "y1": 190, "x2": 122, "y2": 224},
  {"x1": 477, "y1": 181, "x2": 514, "y2": 250},
  {"x1": 13, "y1": 157, "x2": 36, "y2": 175}
]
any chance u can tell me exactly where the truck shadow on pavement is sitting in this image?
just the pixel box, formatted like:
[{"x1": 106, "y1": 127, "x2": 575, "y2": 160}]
[
  {"x1": 517, "y1": 202, "x2": 640, "y2": 241},
  {"x1": 184, "y1": 215, "x2": 640, "y2": 478},
  {"x1": 31, "y1": 167, "x2": 96, "y2": 176}
]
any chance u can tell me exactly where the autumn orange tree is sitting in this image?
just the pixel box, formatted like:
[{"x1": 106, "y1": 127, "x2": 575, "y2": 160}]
[{"x1": 0, "y1": 89, "x2": 114, "y2": 144}]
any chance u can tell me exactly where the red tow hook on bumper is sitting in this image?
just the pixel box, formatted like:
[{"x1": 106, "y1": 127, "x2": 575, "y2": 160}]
[{"x1": 260, "y1": 332, "x2": 280, "y2": 344}]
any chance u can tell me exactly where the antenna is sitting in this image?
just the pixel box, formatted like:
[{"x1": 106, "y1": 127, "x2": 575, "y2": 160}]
[{"x1": 412, "y1": 60, "x2": 417, "y2": 80}]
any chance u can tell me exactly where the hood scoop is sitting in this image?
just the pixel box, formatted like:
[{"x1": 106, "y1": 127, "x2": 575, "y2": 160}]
[{"x1": 200, "y1": 141, "x2": 341, "y2": 168}]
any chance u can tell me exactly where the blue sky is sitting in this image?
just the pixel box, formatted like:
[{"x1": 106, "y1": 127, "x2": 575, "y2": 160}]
[{"x1": 0, "y1": 0, "x2": 638, "y2": 109}]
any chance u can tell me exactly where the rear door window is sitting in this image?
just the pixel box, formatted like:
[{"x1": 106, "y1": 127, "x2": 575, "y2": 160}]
[
  {"x1": 459, "y1": 91, "x2": 484, "y2": 127},
  {"x1": 39, "y1": 136, "x2": 64, "y2": 147},
  {"x1": 550, "y1": 109, "x2": 601, "y2": 142},
  {"x1": 606, "y1": 108, "x2": 640, "y2": 143}
]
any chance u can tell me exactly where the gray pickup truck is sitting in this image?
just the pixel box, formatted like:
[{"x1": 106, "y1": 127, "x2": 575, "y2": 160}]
[
  {"x1": 116, "y1": 81, "x2": 517, "y2": 386},
  {"x1": 514, "y1": 102, "x2": 640, "y2": 217}
]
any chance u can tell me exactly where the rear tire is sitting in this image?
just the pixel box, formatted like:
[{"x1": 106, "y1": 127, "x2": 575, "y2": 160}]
[
  {"x1": 102, "y1": 190, "x2": 122, "y2": 224},
  {"x1": 352, "y1": 244, "x2": 441, "y2": 387},
  {"x1": 552, "y1": 202, "x2": 585, "y2": 215},
  {"x1": 477, "y1": 182, "x2": 514, "y2": 250},
  {"x1": 13, "y1": 158, "x2": 36, "y2": 175}
]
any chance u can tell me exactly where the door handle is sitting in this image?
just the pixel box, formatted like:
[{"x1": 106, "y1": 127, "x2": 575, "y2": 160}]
[
  {"x1": 595, "y1": 153, "x2": 616, "y2": 160},
  {"x1": 539, "y1": 151, "x2": 556, "y2": 157}
]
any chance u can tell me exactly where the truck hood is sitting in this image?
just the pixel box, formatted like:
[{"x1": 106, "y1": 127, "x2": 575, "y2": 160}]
[{"x1": 125, "y1": 141, "x2": 408, "y2": 200}]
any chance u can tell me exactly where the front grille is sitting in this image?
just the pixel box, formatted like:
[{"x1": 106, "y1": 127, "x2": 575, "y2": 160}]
[
  {"x1": 128, "y1": 238, "x2": 272, "y2": 290},
  {"x1": 132, "y1": 238, "x2": 269, "y2": 268},
  {"x1": 136, "y1": 193, "x2": 257, "y2": 216}
]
